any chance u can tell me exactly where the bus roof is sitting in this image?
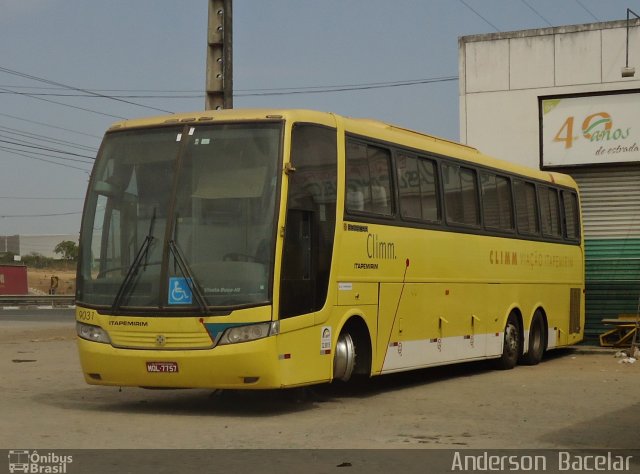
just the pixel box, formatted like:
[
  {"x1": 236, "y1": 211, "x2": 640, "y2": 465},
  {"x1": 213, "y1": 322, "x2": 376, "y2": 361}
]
[
  {"x1": 106, "y1": 108, "x2": 577, "y2": 189},
  {"x1": 106, "y1": 108, "x2": 336, "y2": 130}
]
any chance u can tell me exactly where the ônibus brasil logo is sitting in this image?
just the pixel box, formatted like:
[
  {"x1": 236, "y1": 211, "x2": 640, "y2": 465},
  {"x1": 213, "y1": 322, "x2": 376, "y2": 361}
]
[{"x1": 7, "y1": 450, "x2": 73, "y2": 473}]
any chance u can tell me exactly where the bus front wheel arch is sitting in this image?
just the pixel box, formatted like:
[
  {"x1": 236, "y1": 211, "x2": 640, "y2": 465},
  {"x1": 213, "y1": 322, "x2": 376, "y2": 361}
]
[{"x1": 332, "y1": 317, "x2": 372, "y2": 382}]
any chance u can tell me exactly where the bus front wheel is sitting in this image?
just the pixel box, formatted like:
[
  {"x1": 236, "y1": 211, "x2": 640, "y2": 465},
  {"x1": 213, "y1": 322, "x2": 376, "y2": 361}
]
[
  {"x1": 495, "y1": 314, "x2": 521, "y2": 370},
  {"x1": 333, "y1": 331, "x2": 356, "y2": 382}
]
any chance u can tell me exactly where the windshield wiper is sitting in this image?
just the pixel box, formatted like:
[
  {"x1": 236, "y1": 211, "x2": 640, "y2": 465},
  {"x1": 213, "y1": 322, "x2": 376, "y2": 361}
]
[
  {"x1": 168, "y1": 239, "x2": 209, "y2": 315},
  {"x1": 111, "y1": 209, "x2": 156, "y2": 312}
]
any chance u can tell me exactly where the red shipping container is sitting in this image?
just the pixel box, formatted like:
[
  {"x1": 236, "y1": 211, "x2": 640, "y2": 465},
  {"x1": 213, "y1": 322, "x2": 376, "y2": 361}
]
[{"x1": 0, "y1": 265, "x2": 28, "y2": 295}]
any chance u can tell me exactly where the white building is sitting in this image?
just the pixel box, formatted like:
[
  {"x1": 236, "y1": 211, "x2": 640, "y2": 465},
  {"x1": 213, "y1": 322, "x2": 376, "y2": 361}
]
[{"x1": 459, "y1": 18, "x2": 640, "y2": 338}]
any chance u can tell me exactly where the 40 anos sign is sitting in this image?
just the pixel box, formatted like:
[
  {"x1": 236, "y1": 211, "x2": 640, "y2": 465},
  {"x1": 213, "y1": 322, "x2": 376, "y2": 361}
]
[{"x1": 540, "y1": 91, "x2": 639, "y2": 168}]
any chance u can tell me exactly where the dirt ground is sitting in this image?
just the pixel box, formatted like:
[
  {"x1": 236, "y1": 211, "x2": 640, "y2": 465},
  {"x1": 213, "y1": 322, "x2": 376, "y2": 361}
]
[
  {"x1": 1, "y1": 315, "x2": 640, "y2": 453},
  {"x1": 27, "y1": 268, "x2": 76, "y2": 295}
]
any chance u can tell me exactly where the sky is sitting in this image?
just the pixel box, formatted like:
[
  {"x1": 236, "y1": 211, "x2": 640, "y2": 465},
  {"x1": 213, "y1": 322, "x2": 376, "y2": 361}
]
[{"x1": 1, "y1": 0, "x2": 639, "y2": 241}]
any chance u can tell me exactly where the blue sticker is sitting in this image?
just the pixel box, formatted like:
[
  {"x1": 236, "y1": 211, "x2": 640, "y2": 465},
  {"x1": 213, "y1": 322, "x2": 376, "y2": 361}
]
[{"x1": 168, "y1": 277, "x2": 193, "y2": 305}]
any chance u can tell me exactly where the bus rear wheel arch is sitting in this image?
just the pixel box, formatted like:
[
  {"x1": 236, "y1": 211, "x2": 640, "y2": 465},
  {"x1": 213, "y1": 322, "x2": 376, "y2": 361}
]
[
  {"x1": 520, "y1": 309, "x2": 547, "y2": 366},
  {"x1": 332, "y1": 317, "x2": 372, "y2": 382}
]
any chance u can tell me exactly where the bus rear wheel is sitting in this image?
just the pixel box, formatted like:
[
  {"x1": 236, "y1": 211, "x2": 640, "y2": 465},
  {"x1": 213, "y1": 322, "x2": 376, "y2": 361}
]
[
  {"x1": 495, "y1": 314, "x2": 521, "y2": 370},
  {"x1": 520, "y1": 311, "x2": 546, "y2": 365}
]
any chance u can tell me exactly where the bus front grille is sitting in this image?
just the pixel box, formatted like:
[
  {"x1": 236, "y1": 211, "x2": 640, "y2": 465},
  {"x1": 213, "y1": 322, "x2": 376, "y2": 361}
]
[{"x1": 109, "y1": 330, "x2": 214, "y2": 350}]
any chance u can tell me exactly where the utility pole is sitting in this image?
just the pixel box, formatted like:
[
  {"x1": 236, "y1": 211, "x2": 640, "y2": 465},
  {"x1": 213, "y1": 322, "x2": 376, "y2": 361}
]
[{"x1": 206, "y1": 0, "x2": 233, "y2": 110}]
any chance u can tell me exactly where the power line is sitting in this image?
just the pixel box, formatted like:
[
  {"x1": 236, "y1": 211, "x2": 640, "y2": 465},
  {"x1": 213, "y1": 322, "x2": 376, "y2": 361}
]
[
  {"x1": 519, "y1": 0, "x2": 553, "y2": 27},
  {"x1": 0, "y1": 89, "x2": 203, "y2": 99},
  {"x1": 0, "y1": 75, "x2": 459, "y2": 97},
  {"x1": 0, "y1": 86, "x2": 128, "y2": 120},
  {"x1": 0, "y1": 138, "x2": 95, "y2": 161},
  {"x1": 458, "y1": 0, "x2": 500, "y2": 32},
  {"x1": 0, "y1": 196, "x2": 83, "y2": 200},
  {"x1": 0, "y1": 84, "x2": 203, "y2": 94},
  {"x1": 0, "y1": 125, "x2": 98, "y2": 153},
  {"x1": 0, "y1": 147, "x2": 91, "y2": 173},
  {"x1": 0, "y1": 145, "x2": 93, "y2": 167},
  {"x1": 0, "y1": 65, "x2": 174, "y2": 114},
  {"x1": 236, "y1": 76, "x2": 458, "y2": 97},
  {"x1": 0, "y1": 112, "x2": 101, "y2": 139},
  {"x1": 0, "y1": 211, "x2": 82, "y2": 218},
  {"x1": 239, "y1": 77, "x2": 455, "y2": 92},
  {"x1": 574, "y1": 0, "x2": 601, "y2": 22},
  {"x1": 0, "y1": 132, "x2": 97, "y2": 157},
  {"x1": 0, "y1": 89, "x2": 204, "y2": 100}
]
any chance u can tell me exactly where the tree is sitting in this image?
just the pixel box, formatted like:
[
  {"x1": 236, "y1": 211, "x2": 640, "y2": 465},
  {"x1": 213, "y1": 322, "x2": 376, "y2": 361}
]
[
  {"x1": 23, "y1": 252, "x2": 52, "y2": 268},
  {"x1": 0, "y1": 251, "x2": 16, "y2": 263},
  {"x1": 54, "y1": 240, "x2": 78, "y2": 261}
]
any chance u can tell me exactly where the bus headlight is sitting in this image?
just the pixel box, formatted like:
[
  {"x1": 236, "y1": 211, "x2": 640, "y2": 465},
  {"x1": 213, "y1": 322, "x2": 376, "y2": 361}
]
[
  {"x1": 76, "y1": 322, "x2": 111, "y2": 344},
  {"x1": 218, "y1": 321, "x2": 279, "y2": 345}
]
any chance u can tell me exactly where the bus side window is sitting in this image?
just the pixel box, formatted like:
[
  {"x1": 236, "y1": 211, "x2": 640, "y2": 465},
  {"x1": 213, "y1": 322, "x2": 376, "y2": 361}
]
[
  {"x1": 481, "y1": 172, "x2": 514, "y2": 231},
  {"x1": 562, "y1": 191, "x2": 580, "y2": 240},
  {"x1": 540, "y1": 186, "x2": 562, "y2": 238},
  {"x1": 346, "y1": 140, "x2": 393, "y2": 216},
  {"x1": 442, "y1": 162, "x2": 479, "y2": 226},
  {"x1": 397, "y1": 154, "x2": 439, "y2": 222},
  {"x1": 418, "y1": 158, "x2": 440, "y2": 222},
  {"x1": 514, "y1": 180, "x2": 539, "y2": 235},
  {"x1": 397, "y1": 154, "x2": 419, "y2": 219}
]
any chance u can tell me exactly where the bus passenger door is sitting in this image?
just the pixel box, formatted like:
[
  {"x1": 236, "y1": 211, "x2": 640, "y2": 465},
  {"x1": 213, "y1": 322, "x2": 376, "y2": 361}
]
[{"x1": 279, "y1": 209, "x2": 316, "y2": 318}]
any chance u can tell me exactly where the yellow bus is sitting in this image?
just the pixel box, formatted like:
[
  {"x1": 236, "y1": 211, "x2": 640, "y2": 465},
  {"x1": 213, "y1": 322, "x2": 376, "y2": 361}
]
[{"x1": 75, "y1": 109, "x2": 584, "y2": 389}]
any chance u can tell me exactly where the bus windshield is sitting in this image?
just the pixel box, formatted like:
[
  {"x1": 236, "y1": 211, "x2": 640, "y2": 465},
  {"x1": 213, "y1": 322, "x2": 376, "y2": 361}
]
[{"x1": 77, "y1": 122, "x2": 282, "y2": 312}]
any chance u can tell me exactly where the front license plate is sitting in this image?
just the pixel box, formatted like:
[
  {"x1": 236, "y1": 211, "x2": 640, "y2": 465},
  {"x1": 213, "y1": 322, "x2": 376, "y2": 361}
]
[{"x1": 146, "y1": 361, "x2": 179, "y2": 373}]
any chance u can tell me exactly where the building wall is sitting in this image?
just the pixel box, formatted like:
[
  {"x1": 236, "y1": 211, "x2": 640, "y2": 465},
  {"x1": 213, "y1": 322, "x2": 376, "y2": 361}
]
[
  {"x1": 459, "y1": 21, "x2": 640, "y2": 167},
  {"x1": 459, "y1": 20, "x2": 640, "y2": 339},
  {"x1": 0, "y1": 235, "x2": 20, "y2": 255}
]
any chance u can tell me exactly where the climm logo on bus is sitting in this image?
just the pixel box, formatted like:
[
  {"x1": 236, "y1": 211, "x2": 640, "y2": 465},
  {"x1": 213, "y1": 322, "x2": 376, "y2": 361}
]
[
  {"x1": 366, "y1": 233, "x2": 397, "y2": 260},
  {"x1": 490, "y1": 250, "x2": 575, "y2": 268},
  {"x1": 345, "y1": 224, "x2": 398, "y2": 262}
]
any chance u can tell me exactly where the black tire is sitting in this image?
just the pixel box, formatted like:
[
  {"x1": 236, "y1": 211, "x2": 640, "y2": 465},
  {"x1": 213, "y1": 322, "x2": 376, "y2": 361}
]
[
  {"x1": 520, "y1": 311, "x2": 546, "y2": 365},
  {"x1": 495, "y1": 314, "x2": 521, "y2": 370}
]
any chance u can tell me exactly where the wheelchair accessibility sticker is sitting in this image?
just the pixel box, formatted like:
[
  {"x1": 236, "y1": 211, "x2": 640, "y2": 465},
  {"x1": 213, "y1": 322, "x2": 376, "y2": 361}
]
[{"x1": 169, "y1": 277, "x2": 193, "y2": 305}]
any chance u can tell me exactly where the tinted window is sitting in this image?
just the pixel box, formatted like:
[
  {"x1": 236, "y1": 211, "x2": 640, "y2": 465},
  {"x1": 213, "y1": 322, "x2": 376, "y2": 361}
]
[
  {"x1": 539, "y1": 186, "x2": 561, "y2": 237},
  {"x1": 346, "y1": 141, "x2": 393, "y2": 216},
  {"x1": 514, "y1": 180, "x2": 539, "y2": 235},
  {"x1": 562, "y1": 190, "x2": 580, "y2": 240},
  {"x1": 442, "y1": 162, "x2": 479, "y2": 226},
  {"x1": 397, "y1": 154, "x2": 439, "y2": 222},
  {"x1": 481, "y1": 172, "x2": 514, "y2": 231},
  {"x1": 280, "y1": 124, "x2": 337, "y2": 318}
]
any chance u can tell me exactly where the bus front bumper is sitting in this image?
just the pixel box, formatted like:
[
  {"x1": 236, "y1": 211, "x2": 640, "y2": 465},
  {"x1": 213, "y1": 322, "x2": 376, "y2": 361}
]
[{"x1": 76, "y1": 336, "x2": 282, "y2": 389}]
